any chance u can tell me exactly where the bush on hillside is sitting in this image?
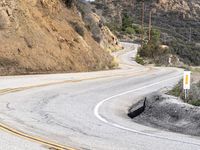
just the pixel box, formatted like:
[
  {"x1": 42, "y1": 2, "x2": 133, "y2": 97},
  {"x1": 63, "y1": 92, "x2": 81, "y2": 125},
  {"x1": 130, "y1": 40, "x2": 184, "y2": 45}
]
[
  {"x1": 75, "y1": 25, "x2": 85, "y2": 37},
  {"x1": 125, "y1": 27, "x2": 136, "y2": 35},
  {"x1": 168, "y1": 39, "x2": 200, "y2": 66},
  {"x1": 108, "y1": 56, "x2": 119, "y2": 69},
  {"x1": 122, "y1": 13, "x2": 133, "y2": 32},
  {"x1": 132, "y1": 25, "x2": 142, "y2": 34},
  {"x1": 135, "y1": 54, "x2": 145, "y2": 65},
  {"x1": 104, "y1": 22, "x2": 120, "y2": 34},
  {"x1": 63, "y1": 0, "x2": 76, "y2": 8},
  {"x1": 169, "y1": 81, "x2": 200, "y2": 106},
  {"x1": 138, "y1": 29, "x2": 169, "y2": 61},
  {"x1": 70, "y1": 22, "x2": 85, "y2": 37}
]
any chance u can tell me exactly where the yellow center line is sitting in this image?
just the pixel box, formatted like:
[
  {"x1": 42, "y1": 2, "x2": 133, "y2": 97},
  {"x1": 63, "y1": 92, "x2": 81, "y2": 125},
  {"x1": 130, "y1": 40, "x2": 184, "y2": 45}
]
[
  {"x1": 0, "y1": 68, "x2": 152, "y2": 96},
  {"x1": 0, "y1": 123, "x2": 75, "y2": 150},
  {"x1": 0, "y1": 67, "x2": 153, "y2": 149}
]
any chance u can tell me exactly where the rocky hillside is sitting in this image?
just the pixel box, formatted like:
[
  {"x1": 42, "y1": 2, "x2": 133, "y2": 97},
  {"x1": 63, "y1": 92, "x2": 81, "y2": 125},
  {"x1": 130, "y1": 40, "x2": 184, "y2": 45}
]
[
  {"x1": 0, "y1": 0, "x2": 118, "y2": 75},
  {"x1": 93, "y1": 0, "x2": 200, "y2": 41},
  {"x1": 77, "y1": 0, "x2": 122, "y2": 52},
  {"x1": 92, "y1": 0, "x2": 200, "y2": 65}
]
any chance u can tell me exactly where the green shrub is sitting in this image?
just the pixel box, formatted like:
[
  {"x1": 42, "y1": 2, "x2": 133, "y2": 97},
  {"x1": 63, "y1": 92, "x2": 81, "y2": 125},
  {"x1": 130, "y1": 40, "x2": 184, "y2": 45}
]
[
  {"x1": 122, "y1": 13, "x2": 133, "y2": 31},
  {"x1": 138, "y1": 28, "x2": 170, "y2": 63},
  {"x1": 139, "y1": 42, "x2": 169, "y2": 59},
  {"x1": 125, "y1": 27, "x2": 135, "y2": 35},
  {"x1": 169, "y1": 81, "x2": 200, "y2": 106},
  {"x1": 63, "y1": 0, "x2": 76, "y2": 8},
  {"x1": 151, "y1": 29, "x2": 161, "y2": 44},
  {"x1": 189, "y1": 100, "x2": 200, "y2": 106},
  {"x1": 132, "y1": 25, "x2": 142, "y2": 34},
  {"x1": 168, "y1": 39, "x2": 200, "y2": 66},
  {"x1": 168, "y1": 81, "x2": 183, "y2": 97},
  {"x1": 105, "y1": 23, "x2": 120, "y2": 33},
  {"x1": 135, "y1": 55, "x2": 145, "y2": 65}
]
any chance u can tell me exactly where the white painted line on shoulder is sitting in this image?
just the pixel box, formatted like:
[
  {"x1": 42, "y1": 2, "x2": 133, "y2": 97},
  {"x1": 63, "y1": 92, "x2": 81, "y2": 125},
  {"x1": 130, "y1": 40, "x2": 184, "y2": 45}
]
[{"x1": 94, "y1": 74, "x2": 200, "y2": 146}]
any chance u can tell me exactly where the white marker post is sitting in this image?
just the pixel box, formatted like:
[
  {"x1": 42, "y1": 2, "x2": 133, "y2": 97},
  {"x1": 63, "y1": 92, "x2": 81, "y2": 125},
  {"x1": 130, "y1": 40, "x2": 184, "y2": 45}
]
[{"x1": 183, "y1": 71, "x2": 191, "y2": 99}]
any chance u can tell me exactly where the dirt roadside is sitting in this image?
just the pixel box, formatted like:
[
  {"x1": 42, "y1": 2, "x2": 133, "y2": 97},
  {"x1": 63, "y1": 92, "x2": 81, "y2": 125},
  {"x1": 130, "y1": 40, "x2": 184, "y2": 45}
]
[{"x1": 129, "y1": 93, "x2": 200, "y2": 136}]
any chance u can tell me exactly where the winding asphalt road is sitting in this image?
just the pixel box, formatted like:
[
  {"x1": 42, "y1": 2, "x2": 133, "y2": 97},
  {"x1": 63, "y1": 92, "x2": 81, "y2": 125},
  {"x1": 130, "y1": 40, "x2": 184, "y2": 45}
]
[{"x1": 0, "y1": 43, "x2": 200, "y2": 150}]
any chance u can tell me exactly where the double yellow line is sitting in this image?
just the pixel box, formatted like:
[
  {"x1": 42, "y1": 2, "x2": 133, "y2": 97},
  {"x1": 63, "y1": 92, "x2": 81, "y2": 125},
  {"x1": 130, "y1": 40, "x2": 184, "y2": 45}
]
[
  {"x1": 0, "y1": 123, "x2": 75, "y2": 150},
  {"x1": 0, "y1": 76, "x2": 115, "y2": 150},
  {"x1": 0, "y1": 80, "x2": 86, "y2": 149},
  {"x1": 0, "y1": 69, "x2": 151, "y2": 149}
]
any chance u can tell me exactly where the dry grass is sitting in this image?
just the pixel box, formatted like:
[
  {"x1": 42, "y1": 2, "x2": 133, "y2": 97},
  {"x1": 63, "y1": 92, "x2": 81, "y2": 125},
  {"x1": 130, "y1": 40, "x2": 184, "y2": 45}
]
[
  {"x1": 108, "y1": 56, "x2": 119, "y2": 69},
  {"x1": 169, "y1": 79, "x2": 200, "y2": 106}
]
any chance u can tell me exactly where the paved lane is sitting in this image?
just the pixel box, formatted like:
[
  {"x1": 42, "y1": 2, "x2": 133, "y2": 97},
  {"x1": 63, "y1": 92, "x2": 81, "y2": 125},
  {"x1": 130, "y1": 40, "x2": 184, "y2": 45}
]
[{"x1": 0, "y1": 43, "x2": 199, "y2": 150}]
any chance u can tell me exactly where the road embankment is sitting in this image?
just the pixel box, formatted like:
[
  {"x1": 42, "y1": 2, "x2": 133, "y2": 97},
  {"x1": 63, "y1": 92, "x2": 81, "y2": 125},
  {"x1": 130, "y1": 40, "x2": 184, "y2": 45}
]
[{"x1": 128, "y1": 93, "x2": 200, "y2": 136}]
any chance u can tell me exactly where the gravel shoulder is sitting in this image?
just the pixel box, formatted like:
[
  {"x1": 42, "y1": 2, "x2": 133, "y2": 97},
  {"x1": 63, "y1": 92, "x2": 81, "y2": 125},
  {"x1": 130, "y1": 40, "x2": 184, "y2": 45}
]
[{"x1": 130, "y1": 93, "x2": 200, "y2": 136}]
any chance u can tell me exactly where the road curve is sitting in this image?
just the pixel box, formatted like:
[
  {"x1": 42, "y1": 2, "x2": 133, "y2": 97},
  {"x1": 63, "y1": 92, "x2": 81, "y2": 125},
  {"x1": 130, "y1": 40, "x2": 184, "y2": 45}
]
[{"x1": 0, "y1": 43, "x2": 200, "y2": 150}]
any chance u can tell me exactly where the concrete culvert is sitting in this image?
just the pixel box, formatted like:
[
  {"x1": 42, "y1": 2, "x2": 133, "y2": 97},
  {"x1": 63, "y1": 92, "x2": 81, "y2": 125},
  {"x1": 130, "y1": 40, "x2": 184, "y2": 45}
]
[{"x1": 128, "y1": 93, "x2": 200, "y2": 136}]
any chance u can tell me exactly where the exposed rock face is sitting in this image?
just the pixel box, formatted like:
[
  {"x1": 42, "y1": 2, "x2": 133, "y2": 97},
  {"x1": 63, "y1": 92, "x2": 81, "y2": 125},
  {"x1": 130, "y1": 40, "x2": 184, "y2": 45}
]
[
  {"x1": 157, "y1": 0, "x2": 198, "y2": 17},
  {"x1": 93, "y1": 0, "x2": 134, "y2": 27},
  {"x1": 78, "y1": 0, "x2": 122, "y2": 52},
  {"x1": 0, "y1": 0, "x2": 114, "y2": 75}
]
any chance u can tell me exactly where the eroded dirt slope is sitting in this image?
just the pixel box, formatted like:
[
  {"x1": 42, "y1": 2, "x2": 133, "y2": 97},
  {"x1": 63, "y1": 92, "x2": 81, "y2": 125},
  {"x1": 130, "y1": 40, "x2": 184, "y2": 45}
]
[{"x1": 0, "y1": 0, "x2": 114, "y2": 75}]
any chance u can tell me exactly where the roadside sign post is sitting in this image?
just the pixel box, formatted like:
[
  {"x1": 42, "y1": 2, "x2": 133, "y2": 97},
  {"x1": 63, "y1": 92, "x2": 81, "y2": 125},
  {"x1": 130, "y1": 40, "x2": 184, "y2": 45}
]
[{"x1": 183, "y1": 70, "x2": 191, "y2": 100}]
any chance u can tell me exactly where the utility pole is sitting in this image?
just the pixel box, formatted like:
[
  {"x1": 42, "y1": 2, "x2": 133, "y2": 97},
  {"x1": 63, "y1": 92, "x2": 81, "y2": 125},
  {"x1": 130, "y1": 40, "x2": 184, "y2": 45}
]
[
  {"x1": 141, "y1": 0, "x2": 145, "y2": 46},
  {"x1": 148, "y1": 10, "x2": 152, "y2": 41}
]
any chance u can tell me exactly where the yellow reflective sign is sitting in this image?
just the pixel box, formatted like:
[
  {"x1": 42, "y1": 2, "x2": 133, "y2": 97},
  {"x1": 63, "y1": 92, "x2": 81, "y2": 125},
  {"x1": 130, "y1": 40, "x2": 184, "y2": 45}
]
[
  {"x1": 183, "y1": 71, "x2": 191, "y2": 90},
  {"x1": 185, "y1": 75, "x2": 189, "y2": 85}
]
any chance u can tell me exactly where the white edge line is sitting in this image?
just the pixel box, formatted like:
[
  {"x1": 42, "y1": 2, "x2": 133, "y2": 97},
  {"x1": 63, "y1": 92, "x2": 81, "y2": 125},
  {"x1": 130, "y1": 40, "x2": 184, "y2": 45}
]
[{"x1": 94, "y1": 74, "x2": 200, "y2": 146}]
